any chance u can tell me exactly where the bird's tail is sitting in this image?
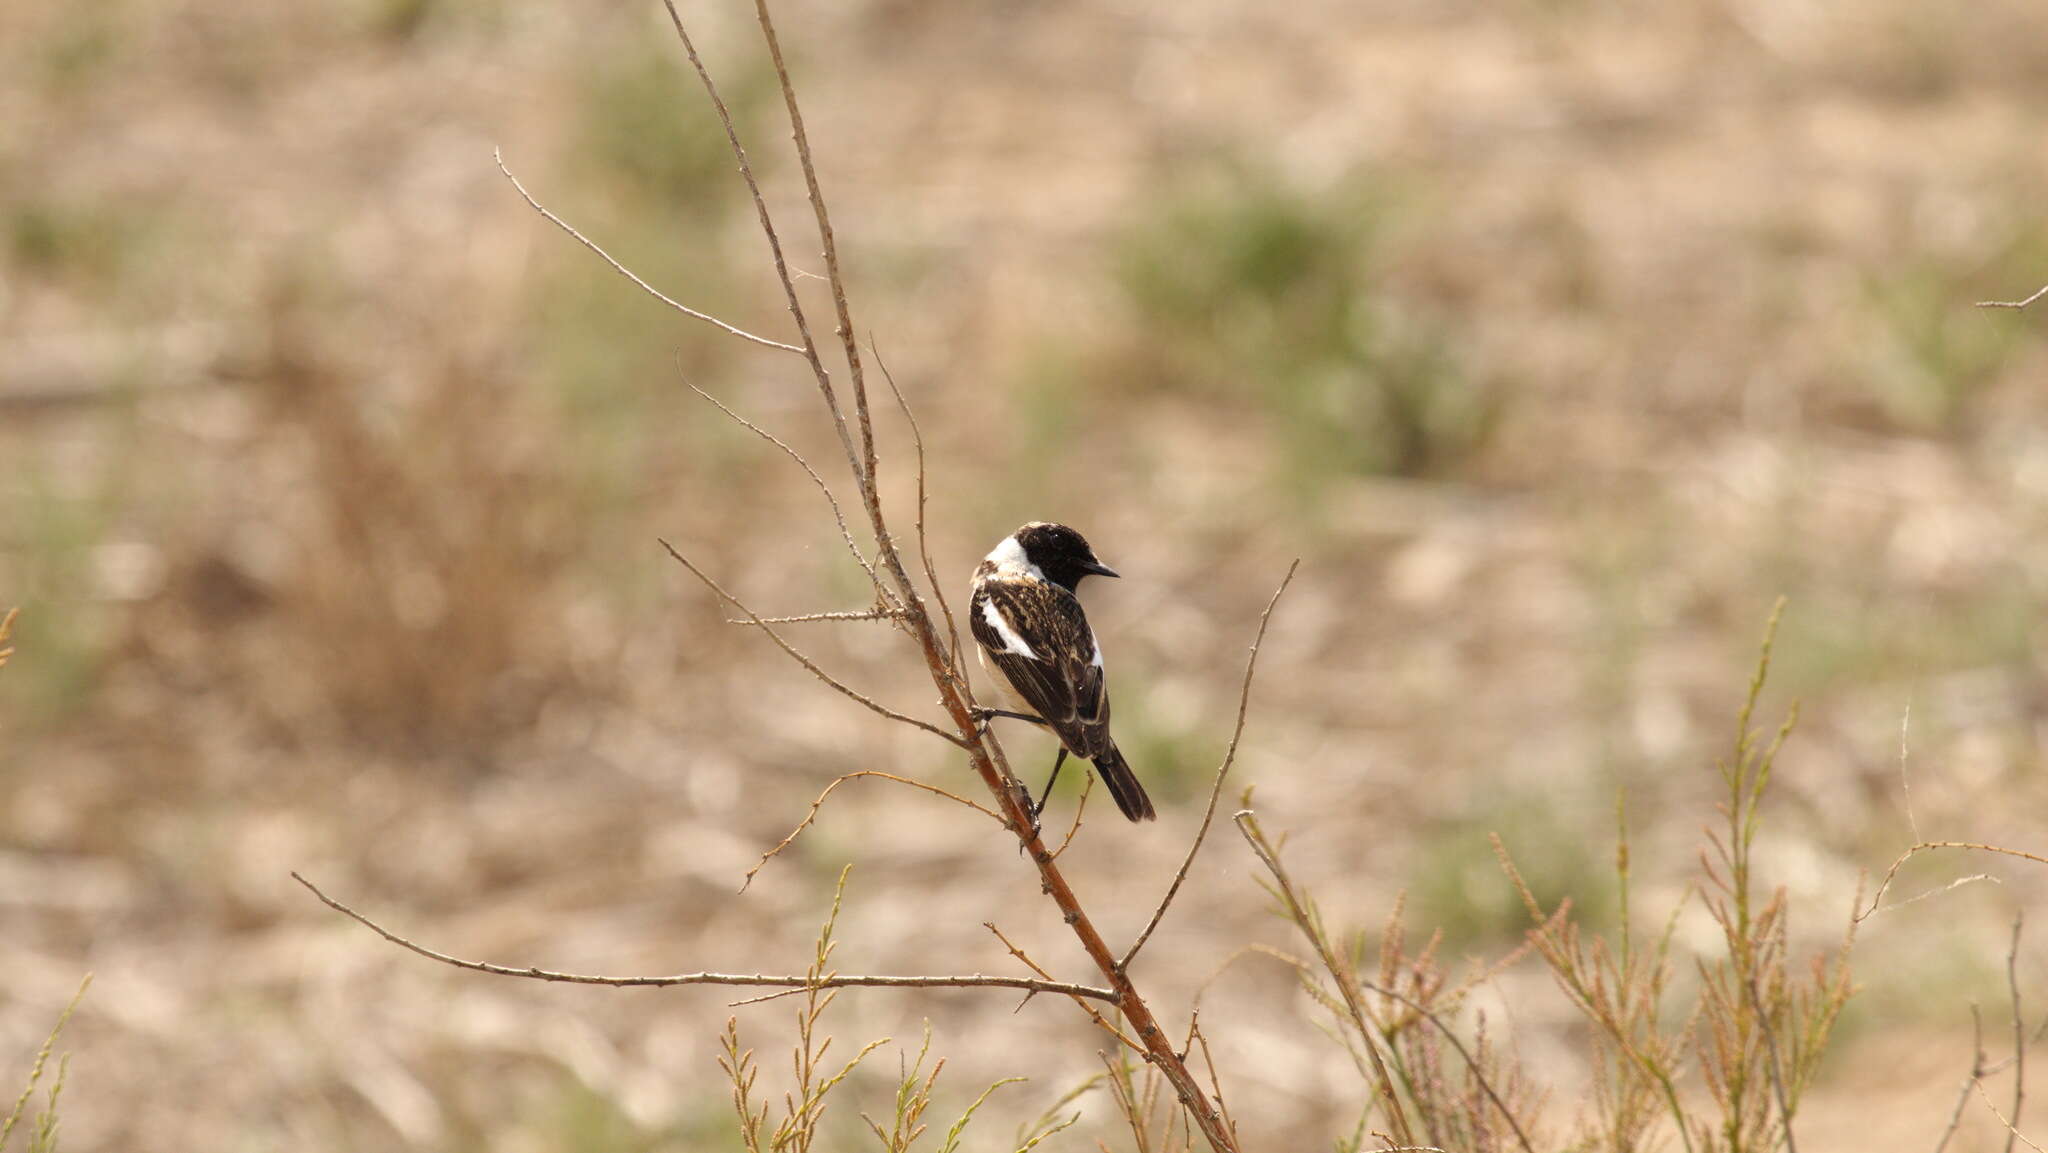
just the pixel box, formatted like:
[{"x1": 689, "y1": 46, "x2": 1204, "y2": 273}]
[{"x1": 1092, "y1": 744, "x2": 1156, "y2": 822}]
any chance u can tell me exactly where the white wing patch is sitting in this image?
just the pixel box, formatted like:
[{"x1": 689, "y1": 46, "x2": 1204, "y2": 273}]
[
  {"x1": 979, "y1": 597, "x2": 1040, "y2": 660},
  {"x1": 1091, "y1": 637, "x2": 1104, "y2": 668}
]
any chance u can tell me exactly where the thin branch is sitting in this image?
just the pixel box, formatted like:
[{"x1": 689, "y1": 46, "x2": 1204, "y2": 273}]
[
  {"x1": 985, "y1": 922, "x2": 1145, "y2": 1057},
  {"x1": 293, "y1": 873, "x2": 1114, "y2": 1001},
  {"x1": 657, "y1": 0, "x2": 867, "y2": 492},
  {"x1": 493, "y1": 149, "x2": 801, "y2": 355},
  {"x1": 1978, "y1": 1081, "x2": 2048, "y2": 1153},
  {"x1": 751, "y1": 0, "x2": 879, "y2": 490},
  {"x1": 1121, "y1": 561, "x2": 1299, "y2": 973},
  {"x1": 1190, "y1": 1015, "x2": 1238, "y2": 1142},
  {"x1": 1861, "y1": 842, "x2": 2048, "y2": 921},
  {"x1": 872, "y1": 339, "x2": 963, "y2": 680},
  {"x1": 1978, "y1": 285, "x2": 2048, "y2": 310},
  {"x1": 683, "y1": 376, "x2": 892, "y2": 601},
  {"x1": 659, "y1": 538, "x2": 962, "y2": 746},
  {"x1": 2011, "y1": 912, "x2": 2028, "y2": 1153},
  {"x1": 1935, "y1": 1007, "x2": 1989, "y2": 1153},
  {"x1": 1899, "y1": 702, "x2": 1918, "y2": 842},
  {"x1": 1050, "y1": 771, "x2": 1095, "y2": 862},
  {"x1": 1868, "y1": 873, "x2": 2001, "y2": 916},
  {"x1": 730, "y1": 610, "x2": 902, "y2": 625},
  {"x1": 743, "y1": 770, "x2": 1001, "y2": 890}
]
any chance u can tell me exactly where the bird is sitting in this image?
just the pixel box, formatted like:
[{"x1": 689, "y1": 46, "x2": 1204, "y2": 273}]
[{"x1": 968, "y1": 521, "x2": 1155, "y2": 823}]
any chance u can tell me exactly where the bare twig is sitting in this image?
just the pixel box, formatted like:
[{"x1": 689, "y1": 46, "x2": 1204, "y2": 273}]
[
  {"x1": 659, "y1": 539, "x2": 961, "y2": 746},
  {"x1": 749, "y1": 0, "x2": 879, "y2": 489},
  {"x1": 1050, "y1": 772, "x2": 1095, "y2": 862},
  {"x1": 1978, "y1": 285, "x2": 2048, "y2": 310},
  {"x1": 1898, "y1": 701, "x2": 1919, "y2": 840},
  {"x1": 743, "y1": 770, "x2": 1001, "y2": 890},
  {"x1": 2011, "y1": 912, "x2": 2028, "y2": 1153},
  {"x1": 871, "y1": 339, "x2": 963, "y2": 679},
  {"x1": 1861, "y1": 842, "x2": 2048, "y2": 921},
  {"x1": 293, "y1": 873, "x2": 1114, "y2": 1002},
  {"x1": 1190, "y1": 1015, "x2": 1238, "y2": 1141},
  {"x1": 1935, "y1": 1006, "x2": 1989, "y2": 1153},
  {"x1": 730, "y1": 610, "x2": 902, "y2": 625},
  {"x1": 1100, "y1": 1051, "x2": 1154, "y2": 1153},
  {"x1": 683, "y1": 376, "x2": 891, "y2": 600},
  {"x1": 657, "y1": 0, "x2": 866, "y2": 491},
  {"x1": 1122, "y1": 561, "x2": 1298, "y2": 973},
  {"x1": 983, "y1": 922, "x2": 1144, "y2": 1056},
  {"x1": 494, "y1": 149, "x2": 801, "y2": 355},
  {"x1": 1871, "y1": 873, "x2": 2001, "y2": 915},
  {"x1": 1977, "y1": 1080, "x2": 2048, "y2": 1153}
]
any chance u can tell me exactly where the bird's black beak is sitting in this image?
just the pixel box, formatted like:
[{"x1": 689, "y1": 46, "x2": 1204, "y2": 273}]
[{"x1": 1082, "y1": 559, "x2": 1120, "y2": 579}]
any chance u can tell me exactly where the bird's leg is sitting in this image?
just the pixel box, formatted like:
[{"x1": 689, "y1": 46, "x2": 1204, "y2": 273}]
[
  {"x1": 1032, "y1": 748, "x2": 1069, "y2": 822},
  {"x1": 970, "y1": 706, "x2": 1051, "y2": 740},
  {"x1": 971, "y1": 706, "x2": 1050, "y2": 726},
  {"x1": 1012, "y1": 747, "x2": 1067, "y2": 852}
]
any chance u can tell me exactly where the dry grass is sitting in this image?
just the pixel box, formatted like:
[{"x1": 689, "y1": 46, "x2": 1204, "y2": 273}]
[{"x1": 3, "y1": 0, "x2": 2047, "y2": 1148}]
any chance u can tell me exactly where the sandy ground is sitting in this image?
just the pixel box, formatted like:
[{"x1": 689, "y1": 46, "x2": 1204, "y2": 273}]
[{"x1": 3, "y1": 0, "x2": 2047, "y2": 1148}]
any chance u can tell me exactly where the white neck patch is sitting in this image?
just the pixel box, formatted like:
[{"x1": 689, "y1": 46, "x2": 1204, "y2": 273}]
[{"x1": 984, "y1": 535, "x2": 1046, "y2": 581}]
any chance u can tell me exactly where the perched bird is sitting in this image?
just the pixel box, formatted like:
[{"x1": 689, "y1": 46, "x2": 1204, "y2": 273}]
[{"x1": 969, "y1": 522, "x2": 1155, "y2": 823}]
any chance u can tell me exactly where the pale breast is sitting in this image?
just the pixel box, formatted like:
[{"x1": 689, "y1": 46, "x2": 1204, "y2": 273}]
[{"x1": 976, "y1": 643, "x2": 1038, "y2": 716}]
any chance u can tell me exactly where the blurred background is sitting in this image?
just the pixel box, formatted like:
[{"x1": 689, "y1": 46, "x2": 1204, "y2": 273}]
[{"x1": 3, "y1": 0, "x2": 2046, "y2": 1147}]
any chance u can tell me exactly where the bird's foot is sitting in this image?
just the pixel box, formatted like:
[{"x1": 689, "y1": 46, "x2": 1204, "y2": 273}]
[{"x1": 1009, "y1": 779, "x2": 1043, "y2": 850}]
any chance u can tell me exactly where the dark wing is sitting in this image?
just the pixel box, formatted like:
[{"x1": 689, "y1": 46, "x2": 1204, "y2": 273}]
[{"x1": 971, "y1": 578, "x2": 1113, "y2": 760}]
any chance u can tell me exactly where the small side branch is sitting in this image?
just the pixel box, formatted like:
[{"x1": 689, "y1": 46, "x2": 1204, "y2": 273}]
[
  {"x1": 1121, "y1": 560, "x2": 1298, "y2": 972},
  {"x1": 1861, "y1": 842, "x2": 2048, "y2": 921},
  {"x1": 729, "y1": 610, "x2": 901, "y2": 625},
  {"x1": 494, "y1": 149, "x2": 801, "y2": 355},
  {"x1": 872, "y1": 340, "x2": 964, "y2": 680},
  {"x1": 984, "y1": 922, "x2": 1145, "y2": 1056},
  {"x1": 660, "y1": 539, "x2": 962, "y2": 746},
  {"x1": 743, "y1": 770, "x2": 1002, "y2": 890},
  {"x1": 1978, "y1": 285, "x2": 2048, "y2": 310},
  {"x1": 683, "y1": 377, "x2": 892, "y2": 602},
  {"x1": 658, "y1": 0, "x2": 867, "y2": 493},
  {"x1": 2009, "y1": 912, "x2": 2029, "y2": 1153},
  {"x1": 750, "y1": 0, "x2": 880, "y2": 489},
  {"x1": 1934, "y1": 1007, "x2": 1989, "y2": 1153},
  {"x1": 293, "y1": 873, "x2": 1114, "y2": 1002},
  {"x1": 1049, "y1": 772, "x2": 1094, "y2": 862},
  {"x1": 1977, "y1": 1081, "x2": 2048, "y2": 1153}
]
